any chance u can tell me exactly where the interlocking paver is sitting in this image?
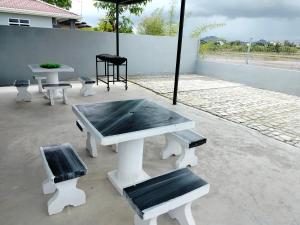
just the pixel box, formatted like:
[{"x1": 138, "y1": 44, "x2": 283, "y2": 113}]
[{"x1": 131, "y1": 75, "x2": 300, "y2": 148}]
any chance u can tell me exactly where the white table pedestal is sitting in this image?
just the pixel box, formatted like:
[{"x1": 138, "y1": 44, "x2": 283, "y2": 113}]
[
  {"x1": 45, "y1": 72, "x2": 62, "y2": 98},
  {"x1": 107, "y1": 138, "x2": 150, "y2": 195}
]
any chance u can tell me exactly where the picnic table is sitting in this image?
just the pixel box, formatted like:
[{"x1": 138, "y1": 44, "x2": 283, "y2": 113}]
[
  {"x1": 72, "y1": 99, "x2": 195, "y2": 194},
  {"x1": 28, "y1": 64, "x2": 74, "y2": 98}
]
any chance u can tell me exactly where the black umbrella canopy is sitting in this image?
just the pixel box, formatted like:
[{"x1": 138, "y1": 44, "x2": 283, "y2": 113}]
[{"x1": 96, "y1": 0, "x2": 187, "y2": 105}]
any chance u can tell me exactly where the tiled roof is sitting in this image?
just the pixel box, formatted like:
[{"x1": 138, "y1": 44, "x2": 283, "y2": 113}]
[{"x1": 0, "y1": 0, "x2": 80, "y2": 19}]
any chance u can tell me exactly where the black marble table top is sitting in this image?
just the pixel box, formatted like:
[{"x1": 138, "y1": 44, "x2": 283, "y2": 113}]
[
  {"x1": 74, "y1": 99, "x2": 192, "y2": 137},
  {"x1": 175, "y1": 130, "x2": 207, "y2": 148},
  {"x1": 123, "y1": 168, "x2": 208, "y2": 219},
  {"x1": 14, "y1": 80, "x2": 29, "y2": 87},
  {"x1": 79, "y1": 77, "x2": 95, "y2": 84},
  {"x1": 43, "y1": 143, "x2": 87, "y2": 183}
]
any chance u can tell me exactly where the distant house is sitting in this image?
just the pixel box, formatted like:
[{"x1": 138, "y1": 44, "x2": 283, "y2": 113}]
[
  {"x1": 255, "y1": 39, "x2": 268, "y2": 46},
  {"x1": 201, "y1": 36, "x2": 225, "y2": 45},
  {"x1": 0, "y1": 0, "x2": 81, "y2": 29}
]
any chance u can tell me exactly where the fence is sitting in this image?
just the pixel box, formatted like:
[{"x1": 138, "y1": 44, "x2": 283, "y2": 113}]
[
  {"x1": 0, "y1": 25, "x2": 198, "y2": 86},
  {"x1": 196, "y1": 60, "x2": 300, "y2": 97}
]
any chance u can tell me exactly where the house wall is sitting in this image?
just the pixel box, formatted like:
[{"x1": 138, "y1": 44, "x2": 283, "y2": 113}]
[
  {"x1": 0, "y1": 25, "x2": 198, "y2": 86},
  {"x1": 0, "y1": 12, "x2": 52, "y2": 28},
  {"x1": 196, "y1": 60, "x2": 300, "y2": 97}
]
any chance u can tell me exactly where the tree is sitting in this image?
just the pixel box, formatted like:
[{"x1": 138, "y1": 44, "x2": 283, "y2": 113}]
[
  {"x1": 191, "y1": 23, "x2": 225, "y2": 57},
  {"x1": 138, "y1": 0, "x2": 180, "y2": 36},
  {"x1": 42, "y1": 0, "x2": 71, "y2": 9},
  {"x1": 94, "y1": 16, "x2": 133, "y2": 33},
  {"x1": 93, "y1": 0, "x2": 151, "y2": 33},
  {"x1": 138, "y1": 8, "x2": 165, "y2": 35},
  {"x1": 165, "y1": 0, "x2": 178, "y2": 36},
  {"x1": 284, "y1": 40, "x2": 296, "y2": 47}
]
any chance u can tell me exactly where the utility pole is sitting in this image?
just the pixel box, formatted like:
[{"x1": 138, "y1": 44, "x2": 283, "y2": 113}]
[
  {"x1": 246, "y1": 38, "x2": 253, "y2": 64},
  {"x1": 173, "y1": 0, "x2": 186, "y2": 105}
]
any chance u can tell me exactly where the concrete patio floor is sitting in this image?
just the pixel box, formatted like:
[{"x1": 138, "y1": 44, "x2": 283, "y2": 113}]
[{"x1": 0, "y1": 82, "x2": 299, "y2": 225}]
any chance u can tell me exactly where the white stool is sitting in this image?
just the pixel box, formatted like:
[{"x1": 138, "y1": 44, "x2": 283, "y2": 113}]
[
  {"x1": 162, "y1": 130, "x2": 206, "y2": 169},
  {"x1": 124, "y1": 168, "x2": 210, "y2": 225},
  {"x1": 14, "y1": 80, "x2": 32, "y2": 102},
  {"x1": 40, "y1": 143, "x2": 87, "y2": 215},
  {"x1": 79, "y1": 77, "x2": 95, "y2": 97},
  {"x1": 42, "y1": 83, "x2": 72, "y2": 106}
]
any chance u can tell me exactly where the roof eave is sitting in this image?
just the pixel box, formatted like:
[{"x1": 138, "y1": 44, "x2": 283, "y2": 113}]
[
  {"x1": 0, "y1": 7, "x2": 81, "y2": 20},
  {"x1": 94, "y1": 0, "x2": 148, "y2": 5}
]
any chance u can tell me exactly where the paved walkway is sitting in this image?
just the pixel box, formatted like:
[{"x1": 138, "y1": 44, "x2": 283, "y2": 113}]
[{"x1": 131, "y1": 75, "x2": 300, "y2": 148}]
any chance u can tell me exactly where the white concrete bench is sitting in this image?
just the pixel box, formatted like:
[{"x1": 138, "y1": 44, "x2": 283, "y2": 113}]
[
  {"x1": 42, "y1": 83, "x2": 72, "y2": 106},
  {"x1": 40, "y1": 143, "x2": 87, "y2": 215},
  {"x1": 162, "y1": 130, "x2": 207, "y2": 169},
  {"x1": 79, "y1": 77, "x2": 95, "y2": 96},
  {"x1": 14, "y1": 80, "x2": 32, "y2": 102},
  {"x1": 33, "y1": 75, "x2": 46, "y2": 93},
  {"x1": 124, "y1": 168, "x2": 210, "y2": 225}
]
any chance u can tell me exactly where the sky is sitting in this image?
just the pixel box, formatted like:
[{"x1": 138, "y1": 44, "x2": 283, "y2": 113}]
[{"x1": 71, "y1": 0, "x2": 300, "y2": 42}]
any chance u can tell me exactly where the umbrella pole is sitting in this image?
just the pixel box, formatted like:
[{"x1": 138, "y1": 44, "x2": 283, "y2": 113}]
[
  {"x1": 116, "y1": 2, "x2": 120, "y2": 81},
  {"x1": 173, "y1": 0, "x2": 186, "y2": 105}
]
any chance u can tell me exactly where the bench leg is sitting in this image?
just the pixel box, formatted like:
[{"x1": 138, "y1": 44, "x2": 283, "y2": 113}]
[
  {"x1": 80, "y1": 81, "x2": 85, "y2": 95},
  {"x1": 42, "y1": 178, "x2": 56, "y2": 194},
  {"x1": 16, "y1": 87, "x2": 32, "y2": 102},
  {"x1": 86, "y1": 132, "x2": 98, "y2": 157},
  {"x1": 48, "y1": 178, "x2": 86, "y2": 215},
  {"x1": 48, "y1": 90, "x2": 54, "y2": 106},
  {"x1": 63, "y1": 89, "x2": 68, "y2": 104},
  {"x1": 161, "y1": 134, "x2": 182, "y2": 159},
  {"x1": 111, "y1": 144, "x2": 118, "y2": 153},
  {"x1": 169, "y1": 203, "x2": 195, "y2": 225},
  {"x1": 37, "y1": 79, "x2": 43, "y2": 93},
  {"x1": 176, "y1": 148, "x2": 198, "y2": 169},
  {"x1": 134, "y1": 215, "x2": 157, "y2": 225}
]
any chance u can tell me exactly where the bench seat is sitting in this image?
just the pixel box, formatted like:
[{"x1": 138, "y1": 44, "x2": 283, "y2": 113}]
[
  {"x1": 14, "y1": 80, "x2": 31, "y2": 102},
  {"x1": 124, "y1": 168, "x2": 209, "y2": 224},
  {"x1": 14, "y1": 80, "x2": 30, "y2": 87},
  {"x1": 42, "y1": 83, "x2": 72, "y2": 88},
  {"x1": 79, "y1": 77, "x2": 96, "y2": 84},
  {"x1": 40, "y1": 143, "x2": 87, "y2": 215},
  {"x1": 42, "y1": 83, "x2": 72, "y2": 105},
  {"x1": 173, "y1": 130, "x2": 207, "y2": 148},
  {"x1": 43, "y1": 144, "x2": 87, "y2": 183},
  {"x1": 162, "y1": 130, "x2": 207, "y2": 169}
]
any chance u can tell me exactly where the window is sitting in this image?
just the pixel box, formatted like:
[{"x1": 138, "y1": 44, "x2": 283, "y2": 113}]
[{"x1": 9, "y1": 18, "x2": 30, "y2": 27}]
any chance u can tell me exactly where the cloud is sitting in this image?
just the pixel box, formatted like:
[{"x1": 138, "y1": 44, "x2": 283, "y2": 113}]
[{"x1": 187, "y1": 0, "x2": 300, "y2": 19}]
